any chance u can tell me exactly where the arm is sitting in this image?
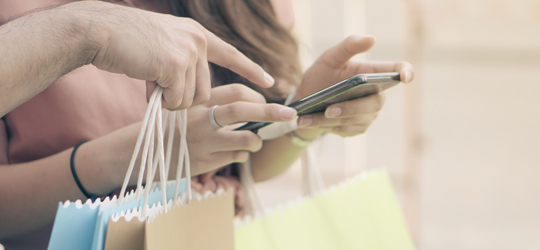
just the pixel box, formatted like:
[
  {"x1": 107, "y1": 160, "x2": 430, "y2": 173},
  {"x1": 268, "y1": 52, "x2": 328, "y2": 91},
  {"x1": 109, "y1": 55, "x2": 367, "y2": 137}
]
[
  {"x1": 0, "y1": 1, "x2": 275, "y2": 117},
  {"x1": 0, "y1": 3, "x2": 95, "y2": 118},
  {"x1": 0, "y1": 122, "x2": 140, "y2": 239}
]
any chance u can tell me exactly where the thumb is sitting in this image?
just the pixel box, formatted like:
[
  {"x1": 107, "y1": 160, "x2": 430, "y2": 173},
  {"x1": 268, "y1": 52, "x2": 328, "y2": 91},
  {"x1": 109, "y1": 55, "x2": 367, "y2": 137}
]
[{"x1": 319, "y1": 35, "x2": 376, "y2": 69}]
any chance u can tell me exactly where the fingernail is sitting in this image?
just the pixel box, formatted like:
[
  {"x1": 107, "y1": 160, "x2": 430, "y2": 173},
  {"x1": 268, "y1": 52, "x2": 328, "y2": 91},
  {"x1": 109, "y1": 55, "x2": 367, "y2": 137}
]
[
  {"x1": 404, "y1": 71, "x2": 412, "y2": 83},
  {"x1": 279, "y1": 107, "x2": 296, "y2": 120},
  {"x1": 326, "y1": 107, "x2": 342, "y2": 118},
  {"x1": 365, "y1": 35, "x2": 377, "y2": 41},
  {"x1": 264, "y1": 72, "x2": 275, "y2": 87},
  {"x1": 298, "y1": 116, "x2": 312, "y2": 127}
]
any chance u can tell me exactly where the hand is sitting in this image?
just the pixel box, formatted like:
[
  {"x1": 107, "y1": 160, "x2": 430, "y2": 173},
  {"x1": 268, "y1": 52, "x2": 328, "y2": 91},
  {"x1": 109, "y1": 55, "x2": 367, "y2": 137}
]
[
  {"x1": 186, "y1": 84, "x2": 297, "y2": 175},
  {"x1": 294, "y1": 35, "x2": 414, "y2": 138},
  {"x1": 85, "y1": 1, "x2": 274, "y2": 110}
]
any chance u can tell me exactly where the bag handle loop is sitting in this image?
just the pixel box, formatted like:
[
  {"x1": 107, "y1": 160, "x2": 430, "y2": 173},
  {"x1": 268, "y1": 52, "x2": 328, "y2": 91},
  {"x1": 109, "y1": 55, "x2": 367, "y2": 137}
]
[{"x1": 117, "y1": 87, "x2": 192, "y2": 217}]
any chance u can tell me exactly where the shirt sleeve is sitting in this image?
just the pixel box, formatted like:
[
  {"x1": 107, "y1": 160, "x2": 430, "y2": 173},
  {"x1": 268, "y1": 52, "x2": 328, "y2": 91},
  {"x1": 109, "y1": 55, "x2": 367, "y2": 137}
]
[{"x1": 0, "y1": 118, "x2": 9, "y2": 164}]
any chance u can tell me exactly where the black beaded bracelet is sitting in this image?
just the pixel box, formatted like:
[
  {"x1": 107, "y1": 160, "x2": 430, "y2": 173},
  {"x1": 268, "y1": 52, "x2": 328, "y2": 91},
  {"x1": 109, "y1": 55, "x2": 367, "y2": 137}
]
[{"x1": 70, "y1": 141, "x2": 99, "y2": 201}]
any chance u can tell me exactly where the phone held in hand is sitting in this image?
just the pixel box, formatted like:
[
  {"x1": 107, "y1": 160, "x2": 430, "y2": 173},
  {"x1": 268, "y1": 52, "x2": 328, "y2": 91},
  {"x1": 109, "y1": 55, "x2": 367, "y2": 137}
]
[{"x1": 235, "y1": 72, "x2": 401, "y2": 133}]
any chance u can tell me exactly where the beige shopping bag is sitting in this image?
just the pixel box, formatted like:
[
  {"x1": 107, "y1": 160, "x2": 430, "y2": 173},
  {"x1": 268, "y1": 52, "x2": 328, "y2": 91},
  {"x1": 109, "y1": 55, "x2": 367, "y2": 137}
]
[
  {"x1": 145, "y1": 189, "x2": 235, "y2": 250},
  {"x1": 104, "y1": 87, "x2": 236, "y2": 250},
  {"x1": 104, "y1": 188, "x2": 235, "y2": 250},
  {"x1": 104, "y1": 213, "x2": 145, "y2": 250}
]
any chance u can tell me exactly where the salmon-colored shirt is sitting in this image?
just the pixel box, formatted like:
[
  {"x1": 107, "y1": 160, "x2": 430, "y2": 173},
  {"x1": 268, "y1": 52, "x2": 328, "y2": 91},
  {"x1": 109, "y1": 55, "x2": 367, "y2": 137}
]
[{"x1": 0, "y1": 66, "x2": 147, "y2": 164}]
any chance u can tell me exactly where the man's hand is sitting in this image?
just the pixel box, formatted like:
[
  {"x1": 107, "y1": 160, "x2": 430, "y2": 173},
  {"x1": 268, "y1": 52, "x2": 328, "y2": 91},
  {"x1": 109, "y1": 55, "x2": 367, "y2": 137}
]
[
  {"x1": 84, "y1": 2, "x2": 274, "y2": 110},
  {"x1": 0, "y1": 1, "x2": 275, "y2": 118},
  {"x1": 294, "y1": 35, "x2": 414, "y2": 138}
]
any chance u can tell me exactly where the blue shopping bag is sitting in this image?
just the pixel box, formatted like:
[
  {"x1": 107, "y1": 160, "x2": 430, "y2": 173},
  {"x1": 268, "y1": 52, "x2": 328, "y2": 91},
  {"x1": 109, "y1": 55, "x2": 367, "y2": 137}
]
[
  {"x1": 47, "y1": 199, "x2": 102, "y2": 250},
  {"x1": 47, "y1": 180, "x2": 187, "y2": 250}
]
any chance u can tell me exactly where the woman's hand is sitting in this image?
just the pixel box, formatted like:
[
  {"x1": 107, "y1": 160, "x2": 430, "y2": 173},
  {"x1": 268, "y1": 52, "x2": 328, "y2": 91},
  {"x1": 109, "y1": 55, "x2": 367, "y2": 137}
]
[
  {"x1": 186, "y1": 84, "x2": 297, "y2": 176},
  {"x1": 293, "y1": 35, "x2": 414, "y2": 139}
]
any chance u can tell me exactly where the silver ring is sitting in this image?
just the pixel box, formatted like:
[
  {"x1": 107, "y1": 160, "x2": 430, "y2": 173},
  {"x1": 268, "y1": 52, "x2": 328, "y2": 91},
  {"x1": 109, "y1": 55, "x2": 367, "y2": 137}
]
[{"x1": 209, "y1": 105, "x2": 222, "y2": 129}]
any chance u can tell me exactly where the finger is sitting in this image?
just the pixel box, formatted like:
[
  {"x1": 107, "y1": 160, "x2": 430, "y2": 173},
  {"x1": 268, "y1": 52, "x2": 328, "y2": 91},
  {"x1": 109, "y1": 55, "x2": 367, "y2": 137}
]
[
  {"x1": 298, "y1": 112, "x2": 378, "y2": 128},
  {"x1": 210, "y1": 130, "x2": 263, "y2": 152},
  {"x1": 192, "y1": 57, "x2": 212, "y2": 106},
  {"x1": 161, "y1": 66, "x2": 187, "y2": 110},
  {"x1": 213, "y1": 176, "x2": 235, "y2": 192},
  {"x1": 323, "y1": 92, "x2": 385, "y2": 118},
  {"x1": 199, "y1": 170, "x2": 218, "y2": 183},
  {"x1": 200, "y1": 178, "x2": 218, "y2": 193},
  {"x1": 191, "y1": 177, "x2": 204, "y2": 192},
  {"x1": 214, "y1": 102, "x2": 297, "y2": 126},
  {"x1": 178, "y1": 64, "x2": 196, "y2": 110},
  {"x1": 319, "y1": 35, "x2": 376, "y2": 69},
  {"x1": 209, "y1": 151, "x2": 251, "y2": 166},
  {"x1": 206, "y1": 84, "x2": 266, "y2": 107},
  {"x1": 203, "y1": 28, "x2": 275, "y2": 88},
  {"x1": 351, "y1": 61, "x2": 414, "y2": 83}
]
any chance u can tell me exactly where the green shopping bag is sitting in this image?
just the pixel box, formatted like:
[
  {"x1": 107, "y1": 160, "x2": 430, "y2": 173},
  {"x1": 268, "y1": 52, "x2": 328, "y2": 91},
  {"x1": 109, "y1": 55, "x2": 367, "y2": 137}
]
[{"x1": 235, "y1": 166, "x2": 415, "y2": 250}]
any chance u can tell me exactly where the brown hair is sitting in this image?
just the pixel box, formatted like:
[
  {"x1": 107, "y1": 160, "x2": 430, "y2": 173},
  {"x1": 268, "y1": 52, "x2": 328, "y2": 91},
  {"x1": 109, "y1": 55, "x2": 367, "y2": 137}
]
[{"x1": 167, "y1": 0, "x2": 301, "y2": 103}]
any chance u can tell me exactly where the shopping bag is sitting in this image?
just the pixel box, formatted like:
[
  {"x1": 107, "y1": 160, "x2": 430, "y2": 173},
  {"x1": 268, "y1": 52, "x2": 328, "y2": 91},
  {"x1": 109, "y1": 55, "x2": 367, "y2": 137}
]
[
  {"x1": 49, "y1": 87, "x2": 187, "y2": 250},
  {"x1": 91, "y1": 180, "x2": 187, "y2": 250},
  {"x1": 235, "y1": 147, "x2": 416, "y2": 250},
  {"x1": 48, "y1": 199, "x2": 102, "y2": 250},
  {"x1": 102, "y1": 86, "x2": 235, "y2": 250},
  {"x1": 144, "y1": 188, "x2": 235, "y2": 250},
  {"x1": 102, "y1": 188, "x2": 235, "y2": 250}
]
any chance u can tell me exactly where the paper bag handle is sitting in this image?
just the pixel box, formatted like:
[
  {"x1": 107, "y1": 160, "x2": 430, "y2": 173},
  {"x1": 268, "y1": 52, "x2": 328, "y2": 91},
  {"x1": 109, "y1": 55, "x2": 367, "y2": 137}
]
[{"x1": 116, "y1": 87, "x2": 192, "y2": 216}]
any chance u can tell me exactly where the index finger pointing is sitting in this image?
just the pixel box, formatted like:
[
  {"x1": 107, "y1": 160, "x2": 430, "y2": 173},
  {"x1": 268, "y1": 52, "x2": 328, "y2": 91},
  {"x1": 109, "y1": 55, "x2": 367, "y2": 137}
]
[{"x1": 203, "y1": 29, "x2": 275, "y2": 88}]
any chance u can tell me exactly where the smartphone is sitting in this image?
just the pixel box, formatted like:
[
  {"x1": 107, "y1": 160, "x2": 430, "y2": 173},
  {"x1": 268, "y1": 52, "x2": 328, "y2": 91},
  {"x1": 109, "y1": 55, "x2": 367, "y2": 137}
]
[{"x1": 235, "y1": 72, "x2": 401, "y2": 133}]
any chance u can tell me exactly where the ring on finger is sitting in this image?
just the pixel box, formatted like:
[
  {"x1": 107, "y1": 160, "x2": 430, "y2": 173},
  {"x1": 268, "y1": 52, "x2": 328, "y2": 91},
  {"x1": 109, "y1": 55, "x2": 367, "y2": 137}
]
[{"x1": 209, "y1": 105, "x2": 223, "y2": 129}]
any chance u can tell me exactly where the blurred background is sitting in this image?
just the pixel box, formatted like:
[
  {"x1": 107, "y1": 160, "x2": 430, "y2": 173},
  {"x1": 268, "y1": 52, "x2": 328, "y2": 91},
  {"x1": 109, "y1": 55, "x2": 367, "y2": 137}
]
[{"x1": 255, "y1": 0, "x2": 540, "y2": 249}]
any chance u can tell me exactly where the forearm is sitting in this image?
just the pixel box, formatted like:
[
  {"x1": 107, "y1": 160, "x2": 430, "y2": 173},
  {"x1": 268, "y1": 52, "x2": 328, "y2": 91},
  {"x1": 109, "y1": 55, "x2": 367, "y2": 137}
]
[
  {"x1": 0, "y1": 149, "x2": 88, "y2": 239},
  {"x1": 0, "y1": 122, "x2": 141, "y2": 239},
  {"x1": 0, "y1": 118, "x2": 195, "y2": 238},
  {"x1": 250, "y1": 128, "x2": 324, "y2": 182},
  {"x1": 0, "y1": 1, "x2": 107, "y2": 117}
]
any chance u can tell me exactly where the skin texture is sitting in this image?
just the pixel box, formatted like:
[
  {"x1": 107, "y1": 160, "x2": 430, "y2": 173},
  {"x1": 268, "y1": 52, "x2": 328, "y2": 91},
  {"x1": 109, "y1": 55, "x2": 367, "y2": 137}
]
[
  {"x1": 0, "y1": 0, "x2": 414, "y2": 242},
  {"x1": 0, "y1": 84, "x2": 295, "y2": 239},
  {"x1": 0, "y1": 0, "x2": 275, "y2": 117},
  {"x1": 0, "y1": 0, "x2": 278, "y2": 240}
]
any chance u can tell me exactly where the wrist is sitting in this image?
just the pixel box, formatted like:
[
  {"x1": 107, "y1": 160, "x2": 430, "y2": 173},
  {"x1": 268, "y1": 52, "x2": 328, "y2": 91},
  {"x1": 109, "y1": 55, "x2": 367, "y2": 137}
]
[
  {"x1": 72, "y1": 141, "x2": 114, "y2": 197},
  {"x1": 59, "y1": 1, "x2": 109, "y2": 66},
  {"x1": 75, "y1": 134, "x2": 134, "y2": 197}
]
